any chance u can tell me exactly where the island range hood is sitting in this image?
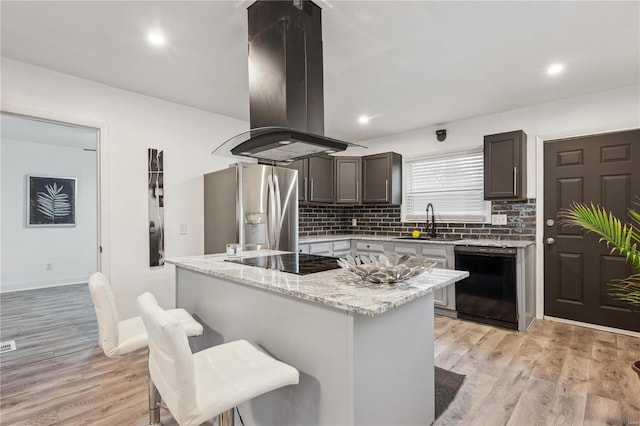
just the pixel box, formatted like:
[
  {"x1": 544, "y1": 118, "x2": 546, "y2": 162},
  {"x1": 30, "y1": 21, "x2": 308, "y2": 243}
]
[{"x1": 213, "y1": 0, "x2": 362, "y2": 164}]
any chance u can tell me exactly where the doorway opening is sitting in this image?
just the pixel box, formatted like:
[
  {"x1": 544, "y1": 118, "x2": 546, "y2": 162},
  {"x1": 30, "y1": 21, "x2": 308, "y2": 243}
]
[{"x1": 0, "y1": 112, "x2": 101, "y2": 368}]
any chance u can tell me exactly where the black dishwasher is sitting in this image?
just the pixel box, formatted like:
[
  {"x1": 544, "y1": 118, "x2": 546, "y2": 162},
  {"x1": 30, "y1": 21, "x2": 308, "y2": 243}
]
[{"x1": 455, "y1": 246, "x2": 518, "y2": 330}]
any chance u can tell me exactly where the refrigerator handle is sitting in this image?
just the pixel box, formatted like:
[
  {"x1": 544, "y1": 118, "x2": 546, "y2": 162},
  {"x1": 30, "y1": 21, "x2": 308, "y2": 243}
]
[
  {"x1": 266, "y1": 174, "x2": 275, "y2": 249},
  {"x1": 273, "y1": 174, "x2": 282, "y2": 249}
]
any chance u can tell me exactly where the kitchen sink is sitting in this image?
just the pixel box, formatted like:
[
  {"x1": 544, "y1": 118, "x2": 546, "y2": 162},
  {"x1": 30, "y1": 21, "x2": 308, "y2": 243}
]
[{"x1": 395, "y1": 236, "x2": 462, "y2": 242}]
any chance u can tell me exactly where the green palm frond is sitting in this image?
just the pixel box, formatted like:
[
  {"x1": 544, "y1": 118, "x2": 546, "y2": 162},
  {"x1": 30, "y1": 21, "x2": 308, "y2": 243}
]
[
  {"x1": 560, "y1": 201, "x2": 640, "y2": 305},
  {"x1": 609, "y1": 274, "x2": 640, "y2": 305},
  {"x1": 560, "y1": 202, "x2": 640, "y2": 272}
]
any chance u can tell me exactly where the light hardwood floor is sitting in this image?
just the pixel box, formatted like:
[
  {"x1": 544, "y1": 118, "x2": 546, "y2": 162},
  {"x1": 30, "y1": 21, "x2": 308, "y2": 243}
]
[
  {"x1": 0, "y1": 315, "x2": 638, "y2": 425},
  {"x1": 433, "y1": 316, "x2": 640, "y2": 426},
  {"x1": 0, "y1": 284, "x2": 98, "y2": 370}
]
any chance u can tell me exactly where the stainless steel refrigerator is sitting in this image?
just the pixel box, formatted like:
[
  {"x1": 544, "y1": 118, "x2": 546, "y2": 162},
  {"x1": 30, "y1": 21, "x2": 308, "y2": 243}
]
[{"x1": 204, "y1": 163, "x2": 298, "y2": 254}]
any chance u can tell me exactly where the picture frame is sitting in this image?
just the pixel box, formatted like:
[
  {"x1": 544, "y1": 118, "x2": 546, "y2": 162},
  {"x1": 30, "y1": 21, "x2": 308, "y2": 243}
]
[{"x1": 27, "y1": 175, "x2": 77, "y2": 227}]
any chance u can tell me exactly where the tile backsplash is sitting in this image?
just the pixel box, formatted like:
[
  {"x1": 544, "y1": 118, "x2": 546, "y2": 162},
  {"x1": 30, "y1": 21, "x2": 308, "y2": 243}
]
[{"x1": 299, "y1": 199, "x2": 536, "y2": 241}]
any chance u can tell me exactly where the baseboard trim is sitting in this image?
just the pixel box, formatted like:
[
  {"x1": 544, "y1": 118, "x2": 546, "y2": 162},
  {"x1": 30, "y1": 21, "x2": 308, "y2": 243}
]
[
  {"x1": 543, "y1": 315, "x2": 640, "y2": 338},
  {"x1": 0, "y1": 280, "x2": 87, "y2": 293}
]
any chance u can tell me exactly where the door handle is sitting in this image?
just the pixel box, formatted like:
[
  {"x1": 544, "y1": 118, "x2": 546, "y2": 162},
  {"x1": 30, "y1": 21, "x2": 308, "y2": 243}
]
[
  {"x1": 310, "y1": 178, "x2": 314, "y2": 200},
  {"x1": 545, "y1": 238, "x2": 555, "y2": 245},
  {"x1": 273, "y1": 175, "x2": 282, "y2": 249}
]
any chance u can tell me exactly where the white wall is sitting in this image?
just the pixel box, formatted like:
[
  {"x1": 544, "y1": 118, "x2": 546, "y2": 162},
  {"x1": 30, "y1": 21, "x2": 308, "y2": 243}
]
[
  {"x1": 1, "y1": 137, "x2": 97, "y2": 291},
  {"x1": 1, "y1": 58, "x2": 247, "y2": 319},
  {"x1": 345, "y1": 85, "x2": 640, "y2": 198}
]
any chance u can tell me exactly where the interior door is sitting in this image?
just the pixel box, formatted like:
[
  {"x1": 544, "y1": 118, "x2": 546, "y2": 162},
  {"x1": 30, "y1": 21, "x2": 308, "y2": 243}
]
[{"x1": 543, "y1": 129, "x2": 640, "y2": 331}]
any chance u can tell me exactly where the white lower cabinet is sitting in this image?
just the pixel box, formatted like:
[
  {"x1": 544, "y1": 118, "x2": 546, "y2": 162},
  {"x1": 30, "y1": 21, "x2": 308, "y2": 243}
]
[
  {"x1": 332, "y1": 240, "x2": 351, "y2": 258},
  {"x1": 309, "y1": 242, "x2": 333, "y2": 256},
  {"x1": 354, "y1": 240, "x2": 387, "y2": 255},
  {"x1": 306, "y1": 240, "x2": 352, "y2": 257},
  {"x1": 420, "y1": 244, "x2": 456, "y2": 313},
  {"x1": 390, "y1": 242, "x2": 456, "y2": 314}
]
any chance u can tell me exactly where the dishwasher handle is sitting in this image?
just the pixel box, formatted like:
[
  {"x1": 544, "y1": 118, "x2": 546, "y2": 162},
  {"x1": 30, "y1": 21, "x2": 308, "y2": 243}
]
[{"x1": 454, "y1": 245, "x2": 516, "y2": 256}]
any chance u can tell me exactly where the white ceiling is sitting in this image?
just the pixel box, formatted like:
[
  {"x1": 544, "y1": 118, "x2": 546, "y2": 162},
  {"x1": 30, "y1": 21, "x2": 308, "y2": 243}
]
[{"x1": 1, "y1": 1, "x2": 638, "y2": 143}]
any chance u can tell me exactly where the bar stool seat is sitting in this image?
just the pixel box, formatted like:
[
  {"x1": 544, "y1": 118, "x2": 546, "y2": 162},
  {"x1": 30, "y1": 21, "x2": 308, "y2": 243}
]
[
  {"x1": 88, "y1": 272, "x2": 203, "y2": 357},
  {"x1": 137, "y1": 292, "x2": 299, "y2": 426}
]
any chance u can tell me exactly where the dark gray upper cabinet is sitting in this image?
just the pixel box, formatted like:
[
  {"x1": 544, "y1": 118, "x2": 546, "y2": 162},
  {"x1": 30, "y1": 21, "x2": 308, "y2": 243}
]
[
  {"x1": 308, "y1": 156, "x2": 335, "y2": 202},
  {"x1": 362, "y1": 152, "x2": 402, "y2": 204},
  {"x1": 484, "y1": 130, "x2": 527, "y2": 200},
  {"x1": 286, "y1": 159, "x2": 308, "y2": 201},
  {"x1": 335, "y1": 157, "x2": 361, "y2": 204},
  {"x1": 287, "y1": 156, "x2": 334, "y2": 203}
]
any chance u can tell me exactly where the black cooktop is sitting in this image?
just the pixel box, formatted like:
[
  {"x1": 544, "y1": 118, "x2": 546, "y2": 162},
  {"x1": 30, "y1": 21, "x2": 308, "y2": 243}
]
[{"x1": 225, "y1": 253, "x2": 340, "y2": 275}]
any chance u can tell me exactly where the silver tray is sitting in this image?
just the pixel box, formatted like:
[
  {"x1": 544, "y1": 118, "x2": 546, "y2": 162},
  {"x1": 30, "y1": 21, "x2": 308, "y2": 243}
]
[{"x1": 337, "y1": 253, "x2": 436, "y2": 284}]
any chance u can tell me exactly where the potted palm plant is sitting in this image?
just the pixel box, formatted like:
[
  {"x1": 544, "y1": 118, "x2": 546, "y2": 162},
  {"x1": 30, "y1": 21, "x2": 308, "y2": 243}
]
[{"x1": 562, "y1": 201, "x2": 640, "y2": 381}]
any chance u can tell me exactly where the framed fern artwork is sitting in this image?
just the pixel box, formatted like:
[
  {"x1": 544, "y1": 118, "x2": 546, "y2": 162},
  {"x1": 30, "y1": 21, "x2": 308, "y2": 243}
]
[{"x1": 27, "y1": 176, "x2": 77, "y2": 226}]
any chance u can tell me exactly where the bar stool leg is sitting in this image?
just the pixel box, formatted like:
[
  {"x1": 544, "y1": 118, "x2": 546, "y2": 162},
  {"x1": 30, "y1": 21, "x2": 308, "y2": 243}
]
[
  {"x1": 218, "y1": 408, "x2": 235, "y2": 426},
  {"x1": 148, "y1": 373, "x2": 161, "y2": 426}
]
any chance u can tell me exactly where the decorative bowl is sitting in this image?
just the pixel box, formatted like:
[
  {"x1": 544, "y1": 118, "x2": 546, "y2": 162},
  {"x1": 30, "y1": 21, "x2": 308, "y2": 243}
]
[{"x1": 337, "y1": 253, "x2": 436, "y2": 284}]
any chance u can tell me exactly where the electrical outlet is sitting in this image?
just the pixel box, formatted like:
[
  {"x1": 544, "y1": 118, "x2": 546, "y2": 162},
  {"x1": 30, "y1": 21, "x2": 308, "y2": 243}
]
[
  {"x1": 45, "y1": 263, "x2": 53, "y2": 271},
  {"x1": 179, "y1": 223, "x2": 187, "y2": 235},
  {"x1": 491, "y1": 214, "x2": 508, "y2": 225},
  {"x1": 352, "y1": 218, "x2": 357, "y2": 226}
]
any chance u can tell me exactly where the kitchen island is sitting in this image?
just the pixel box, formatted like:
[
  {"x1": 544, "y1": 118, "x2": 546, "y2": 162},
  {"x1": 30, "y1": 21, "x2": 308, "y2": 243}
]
[{"x1": 168, "y1": 251, "x2": 468, "y2": 426}]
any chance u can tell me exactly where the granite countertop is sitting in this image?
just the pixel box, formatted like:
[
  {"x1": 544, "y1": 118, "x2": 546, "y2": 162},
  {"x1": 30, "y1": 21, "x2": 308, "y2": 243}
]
[
  {"x1": 167, "y1": 250, "x2": 468, "y2": 317},
  {"x1": 300, "y1": 234, "x2": 534, "y2": 248}
]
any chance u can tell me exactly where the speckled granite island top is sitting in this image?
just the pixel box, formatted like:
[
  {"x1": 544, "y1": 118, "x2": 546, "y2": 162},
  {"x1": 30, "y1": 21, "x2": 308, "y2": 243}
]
[{"x1": 167, "y1": 250, "x2": 468, "y2": 317}]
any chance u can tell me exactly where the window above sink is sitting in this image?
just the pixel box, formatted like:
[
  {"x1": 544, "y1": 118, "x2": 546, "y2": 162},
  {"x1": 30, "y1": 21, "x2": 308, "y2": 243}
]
[{"x1": 403, "y1": 149, "x2": 490, "y2": 223}]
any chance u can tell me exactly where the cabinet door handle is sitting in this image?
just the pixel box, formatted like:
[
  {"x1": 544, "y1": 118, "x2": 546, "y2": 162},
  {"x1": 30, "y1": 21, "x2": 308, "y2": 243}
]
[
  {"x1": 355, "y1": 180, "x2": 359, "y2": 202},
  {"x1": 310, "y1": 178, "x2": 314, "y2": 200},
  {"x1": 385, "y1": 179, "x2": 389, "y2": 202},
  {"x1": 513, "y1": 166, "x2": 517, "y2": 194},
  {"x1": 304, "y1": 177, "x2": 308, "y2": 200}
]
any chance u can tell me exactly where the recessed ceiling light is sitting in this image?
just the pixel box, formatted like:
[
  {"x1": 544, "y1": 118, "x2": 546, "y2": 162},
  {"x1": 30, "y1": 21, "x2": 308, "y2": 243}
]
[
  {"x1": 278, "y1": 141, "x2": 292, "y2": 145},
  {"x1": 358, "y1": 115, "x2": 370, "y2": 125},
  {"x1": 547, "y1": 63, "x2": 564, "y2": 75},
  {"x1": 147, "y1": 32, "x2": 166, "y2": 46}
]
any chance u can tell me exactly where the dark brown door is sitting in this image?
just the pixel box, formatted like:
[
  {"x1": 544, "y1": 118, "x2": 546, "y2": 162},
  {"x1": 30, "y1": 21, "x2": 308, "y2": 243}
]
[{"x1": 544, "y1": 129, "x2": 640, "y2": 332}]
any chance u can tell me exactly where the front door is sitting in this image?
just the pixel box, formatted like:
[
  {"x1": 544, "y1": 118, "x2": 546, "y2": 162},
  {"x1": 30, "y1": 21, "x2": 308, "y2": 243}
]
[{"x1": 544, "y1": 129, "x2": 640, "y2": 332}]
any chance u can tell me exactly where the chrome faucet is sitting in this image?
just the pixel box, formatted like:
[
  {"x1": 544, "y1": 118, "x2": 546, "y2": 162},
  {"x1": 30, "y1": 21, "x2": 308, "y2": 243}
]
[{"x1": 425, "y1": 203, "x2": 436, "y2": 238}]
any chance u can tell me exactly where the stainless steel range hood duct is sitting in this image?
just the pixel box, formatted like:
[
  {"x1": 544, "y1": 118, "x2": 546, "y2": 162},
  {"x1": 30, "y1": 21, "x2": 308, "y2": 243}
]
[{"x1": 213, "y1": 0, "x2": 363, "y2": 164}]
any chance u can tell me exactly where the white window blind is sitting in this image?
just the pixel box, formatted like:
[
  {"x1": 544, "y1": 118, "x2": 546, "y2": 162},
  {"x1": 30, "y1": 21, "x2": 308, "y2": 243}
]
[{"x1": 404, "y1": 149, "x2": 488, "y2": 222}]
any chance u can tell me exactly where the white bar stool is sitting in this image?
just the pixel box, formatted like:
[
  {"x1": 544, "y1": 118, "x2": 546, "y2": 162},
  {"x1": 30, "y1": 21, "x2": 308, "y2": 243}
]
[
  {"x1": 88, "y1": 272, "x2": 203, "y2": 424},
  {"x1": 137, "y1": 292, "x2": 299, "y2": 426}
]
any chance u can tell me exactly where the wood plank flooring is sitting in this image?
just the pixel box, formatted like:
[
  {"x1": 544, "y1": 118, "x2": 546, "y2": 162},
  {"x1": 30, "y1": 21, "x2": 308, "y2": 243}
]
[
  {"x1": 0, "y1": 284, "x2": 98, "y2": 370},
  {"x1": 0, "y1": 314, "x2": 638, "y2": 425},
  {"x1": 434, "y1": 316, "x2": 640, "y2": 426}
]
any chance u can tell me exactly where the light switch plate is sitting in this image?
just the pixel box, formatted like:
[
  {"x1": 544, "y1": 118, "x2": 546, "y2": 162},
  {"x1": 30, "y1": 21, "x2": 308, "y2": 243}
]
[
  {"x1": 491, "y1": 214, "x2": 507, "y2": 225},
  {"x1": 352, "y1": 218, "x2": 357, "y2": 226}
]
